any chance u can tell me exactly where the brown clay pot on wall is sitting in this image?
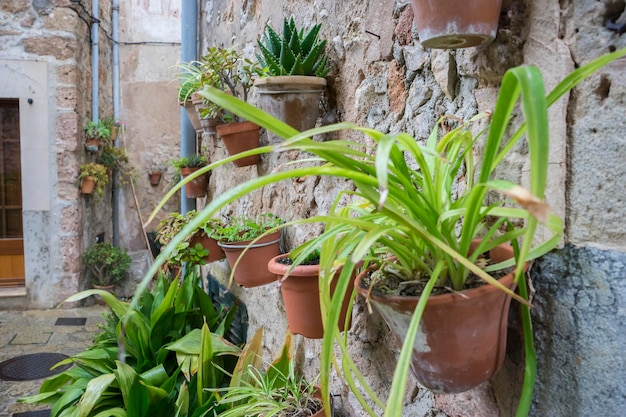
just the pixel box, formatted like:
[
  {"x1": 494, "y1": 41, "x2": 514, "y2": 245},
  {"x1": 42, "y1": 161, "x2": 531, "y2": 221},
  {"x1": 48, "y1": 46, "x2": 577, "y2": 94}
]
[
  {"x1": 355, "y1": 242, "x2": 524, "y2": 393},
  {"x1": 216, "y1": 121, "x2": 261, "y2": 167},
  {"x1": 254, "y1": 76, "x2": 326, "y2": 135},
  {"x1": 148, "y1": 171, "x2": 162, "y2": 186},
  {"x1": 191, "y1": 92, "x2": 220, "y2": 135},
  {"x1": 80, "y1": 176, "x2": 96, "y2": 194},
  {"x1": 180, "y1": 167, "x2": 209, "y2": 198},
  {"x1": 268, "y1": 253, "x2": 355, "y2": 339},
  {"x1": 410, "y1": 0, "x2": 503, "y2": 49},
  {"x1": 189, "y1": 231, "x2": 225, "y2": 263},
  {"x1": 218, "y1": 231, "x2": 281, "y2": 287},
  {"x1": 181, "y1": 98, "x2": 203, "y2": 132}
]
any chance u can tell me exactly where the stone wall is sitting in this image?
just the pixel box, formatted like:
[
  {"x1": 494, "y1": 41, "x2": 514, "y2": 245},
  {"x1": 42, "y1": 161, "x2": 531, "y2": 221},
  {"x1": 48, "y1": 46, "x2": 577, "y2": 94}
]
[
  {"x1": 200, "y1": 0, "x2": 626, "y2": 415},
  {"x1": 0, "y1": 0, "x2": 113, "y2": 307}
]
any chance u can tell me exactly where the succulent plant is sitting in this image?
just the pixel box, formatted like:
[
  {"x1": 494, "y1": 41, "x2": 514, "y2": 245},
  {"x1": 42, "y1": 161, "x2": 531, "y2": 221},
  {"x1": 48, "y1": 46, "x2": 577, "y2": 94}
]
[{"x1": 256, "y1": 17, "x2": 330, "y2": 77}]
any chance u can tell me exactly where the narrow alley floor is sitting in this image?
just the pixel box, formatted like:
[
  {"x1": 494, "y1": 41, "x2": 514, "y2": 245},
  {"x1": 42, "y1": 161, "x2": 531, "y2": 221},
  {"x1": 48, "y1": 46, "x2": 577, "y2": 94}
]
[{"x1": 0, "y1": 306, "x2": 107, "y2": 417}]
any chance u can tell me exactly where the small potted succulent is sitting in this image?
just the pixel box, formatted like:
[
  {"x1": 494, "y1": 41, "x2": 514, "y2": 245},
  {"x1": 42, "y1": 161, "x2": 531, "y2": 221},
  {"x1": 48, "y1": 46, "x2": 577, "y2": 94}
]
[
  {"x1": 254, "y1": 17, "x2": 331, "y2": 132},
  {"x1": 78, "y1": 162, "x2": 109, "y2": 197},
  {"x1": 83, "y1": 119, "x2": 112, "y2": 152},
  {"x1": 171, "y1": 154, "x2": 209, "y2": 198}
]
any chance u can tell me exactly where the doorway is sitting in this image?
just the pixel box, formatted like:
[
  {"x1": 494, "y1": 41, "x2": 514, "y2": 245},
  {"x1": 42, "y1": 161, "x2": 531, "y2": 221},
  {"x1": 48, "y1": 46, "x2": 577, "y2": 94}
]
[{"x1": 0, "y1": 99, "x2": 25, "y2": 287}]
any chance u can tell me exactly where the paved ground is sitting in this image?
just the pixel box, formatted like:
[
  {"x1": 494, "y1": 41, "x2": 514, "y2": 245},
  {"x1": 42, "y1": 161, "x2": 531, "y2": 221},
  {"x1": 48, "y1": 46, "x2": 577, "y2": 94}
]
[{"x1": 0, "y1": 306, "x2": 107, "y2": 417}]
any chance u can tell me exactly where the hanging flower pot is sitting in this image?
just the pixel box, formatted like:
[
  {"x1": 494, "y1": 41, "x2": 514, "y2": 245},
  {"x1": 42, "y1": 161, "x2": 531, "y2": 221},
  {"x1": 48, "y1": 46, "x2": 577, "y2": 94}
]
[
  {"x1": 181, "y1": 99, "x2": 203, "y2": 132},
  {"x1": 355, "y1": 242, "x2": 524, "y2": 393},
  {"x1": 216, "y1": 121, "x2": 260, "y2": 167},
  {"x1": 80, "y1": 176, "x2": 96, "y2": 194},
  {"x1": 189, "y1": 231, "x2": 225, "y2": 263},
  {"x1": 180, "y1": 167, "x2": 209, "y2": 198},
  {"x1": 268, "y1": 253, "x2": 355, "y2": 339},
  {"x1": 410, "y1": 0, "x2": 503, "y2": 49},
  {"x1": 148, "y1": 171, "x2": 162, "y2": 186},
  {"x1": 218, "y1": 230, "x2": 281, "y2": 287}
]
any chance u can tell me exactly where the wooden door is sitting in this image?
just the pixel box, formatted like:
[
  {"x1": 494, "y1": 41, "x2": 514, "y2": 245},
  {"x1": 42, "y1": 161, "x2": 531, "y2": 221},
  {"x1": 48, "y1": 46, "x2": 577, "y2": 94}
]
[{"x1": 0, "y1": 99, "x2": 24, "y2": 287}]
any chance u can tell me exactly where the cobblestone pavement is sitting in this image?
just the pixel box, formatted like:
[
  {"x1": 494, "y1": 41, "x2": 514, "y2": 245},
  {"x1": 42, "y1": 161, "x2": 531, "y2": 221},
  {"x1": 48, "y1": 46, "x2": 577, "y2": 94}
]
[{"x1": 0, "y1": 306, "x2": 107, "y2": 417}]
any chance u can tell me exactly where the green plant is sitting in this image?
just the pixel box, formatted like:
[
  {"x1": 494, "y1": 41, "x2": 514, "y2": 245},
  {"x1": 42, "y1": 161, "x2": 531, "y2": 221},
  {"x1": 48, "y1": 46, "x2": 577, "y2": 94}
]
[
  {"x1": 83, "y1": 119, "x2": 112, "y2": 140},
  {"x1": 99, "y1": 145, "x2": 135, "y2": 184},
  {"x1": 82, "y1": 242, "x2": 131, "y2": 286},
  {"x1": 214, "y1": 213, "x2": 285, "y2": 243},
  {"x1": 78, "y1": 162, "x2": 109, "y2": 197},
  {"x1": 256, "y1": 17, "x2": 330, "y2": 77},
  {"x1": 209, "y1": 329, "x2": 323, "y2": 417},
  {"x1": 171, "y1": 154, "x2": 207, "y2": 171},
  {"x1": 142, "y1": 49, "x2": 626, "y2": 416},
  {"x1": 20, "y1": 271, "x2": 240, "y2": 417}
]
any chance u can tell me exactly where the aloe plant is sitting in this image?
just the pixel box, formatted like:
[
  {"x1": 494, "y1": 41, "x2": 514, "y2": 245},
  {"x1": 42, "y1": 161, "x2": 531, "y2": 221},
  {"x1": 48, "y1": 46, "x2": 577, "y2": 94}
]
[
  {"x1": 256, "y1": 17, "x2": 330, "y2": 77},
  {"x1": 140, "y1": 48, "x2": 626, "y2": 416}
]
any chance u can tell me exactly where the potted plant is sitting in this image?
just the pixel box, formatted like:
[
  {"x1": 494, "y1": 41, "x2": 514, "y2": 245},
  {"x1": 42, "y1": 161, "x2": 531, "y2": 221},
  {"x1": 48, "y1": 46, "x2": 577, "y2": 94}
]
[
  {"x1": 409, "y1": 0, "x2": 503, "y2": 49},
  {"x1": 267, "y1": 247, "x2": 356, "y2": 339},
  {"x1": 176, "y1": 62, "x2": 205, "y2": 131},
  {"x1": 99, "y1": 145, "x2": 135, "y2": 184},
  {"x1": 82, "y1": 242, "x2": 131, "y2": 303},
  {"x1": 148, "y1": 161, "x2": 166, "y2": 186},
  {"x1": 78, "y1": 162, "x2": 108, "y2": 197},
  {"x1": 198, "y1": 47, "x2": 262, "y2": 167},
  {"x1": 210, "y1": 328, "x2": 326, "y2": 417},
  {"x1": 144, "y1": 49, "x2": 626, "y2": 416},
  {"x1": 171, "y1": 154, "x2": 209, "y2": 198},
  {"x1": 215, "y1": 213, "x2": 284, "y2": 288},
  {"x1": 83, "y1": 119, "x2": 112, "y2": 152},
  {"x1": 254, "y1": 17, "x2": 330, "y2": 132}
]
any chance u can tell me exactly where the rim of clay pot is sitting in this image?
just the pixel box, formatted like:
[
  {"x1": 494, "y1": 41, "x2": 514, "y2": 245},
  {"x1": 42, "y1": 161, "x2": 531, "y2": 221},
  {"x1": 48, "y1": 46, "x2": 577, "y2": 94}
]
[
  {"x1": 267, "y1": 253, "x2": 320, "y2": 277},
  {"x1": 218, "y1": 230, "x2": 282, "y2": 250},
  {"x1": 254, "y1": 75, "x2": 327, "y2": 91},
  {"x1": 215, "y1": 120, "x2": 259, "y2": 136}
]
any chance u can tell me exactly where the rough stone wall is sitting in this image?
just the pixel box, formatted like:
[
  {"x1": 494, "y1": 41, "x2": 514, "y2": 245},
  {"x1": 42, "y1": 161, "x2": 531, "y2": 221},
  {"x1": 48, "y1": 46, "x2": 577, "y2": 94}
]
[
  {"x1": 200, "y1": 0, "x2": 626, "y2": 416},
  {"x1": 0, "y1": 0, "x2": 113, "y2": 307}
]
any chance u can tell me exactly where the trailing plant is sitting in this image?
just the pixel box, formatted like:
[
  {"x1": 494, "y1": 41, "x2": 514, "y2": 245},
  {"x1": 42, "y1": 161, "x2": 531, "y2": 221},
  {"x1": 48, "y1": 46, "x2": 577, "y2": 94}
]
[
  {"x1": 256, "y1": 17, "x2": 330, "y2": 77},
  {"x1": 100, "y1": 145, "x2": 135, "y2": 184},
  {"x1": 140, "y1": 49, "x2": 626, "y2": 416},
  {"x1": 20, "y1": 270, "x2": 240, "y2": 417},
  {"x1": 78, "y1": 162, "x2": 109, "y2": 197},
  {"x1": 82, "y1": 242, "x2": 132, "y2": 287}
]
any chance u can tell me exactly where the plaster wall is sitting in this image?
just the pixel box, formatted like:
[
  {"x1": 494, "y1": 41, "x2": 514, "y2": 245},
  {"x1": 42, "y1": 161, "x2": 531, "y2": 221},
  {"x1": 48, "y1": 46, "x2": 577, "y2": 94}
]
[{"x1": 199, "y1": 0, "x2": 626, "y2": 415}]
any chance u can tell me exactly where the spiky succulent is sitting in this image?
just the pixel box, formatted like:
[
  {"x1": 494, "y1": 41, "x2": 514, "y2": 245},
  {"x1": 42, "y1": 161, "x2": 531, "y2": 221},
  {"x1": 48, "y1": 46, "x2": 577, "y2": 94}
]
[{"x1": 256, "y1": 17, "x2": 330, "y2": 77}]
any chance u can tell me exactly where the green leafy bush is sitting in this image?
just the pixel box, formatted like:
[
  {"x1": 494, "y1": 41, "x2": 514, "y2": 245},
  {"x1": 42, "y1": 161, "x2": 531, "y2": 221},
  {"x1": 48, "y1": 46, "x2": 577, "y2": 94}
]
[
  {"x1": 82, "y1": 242, "x2": 131, "y2": 286},
  {"x1": 214, "y1": 213, "x2": 284, "y2": 243}
]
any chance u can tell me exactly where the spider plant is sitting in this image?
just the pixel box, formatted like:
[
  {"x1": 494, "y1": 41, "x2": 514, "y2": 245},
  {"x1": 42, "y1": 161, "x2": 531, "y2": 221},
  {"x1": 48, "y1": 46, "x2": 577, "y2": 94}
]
[{"x1": 138, "y1": 48, "x2": 626, "y2": 416}]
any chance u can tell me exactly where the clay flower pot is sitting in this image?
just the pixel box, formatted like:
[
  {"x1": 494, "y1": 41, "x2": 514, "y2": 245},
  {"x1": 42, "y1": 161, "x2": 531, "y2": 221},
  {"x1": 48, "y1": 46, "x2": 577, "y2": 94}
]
[
  {"x1": 268, "y1": 253, "x2": 355, "y2": 339},
  {"x1": 410, "y1": 0, "x2": 503, "y2": 49},
  {"x1": 148, "y1": 171, "x2": 162, "y2": 186},
  {"x1": 355, "y1": 242, "x2": 522, "y2": 393},
  {"x1": 180, "y1": 167, "x2": 209, "y2": 198},
  {"x1": 80, "y1": 176, "x2": 96, "y2": 194},
  {"x1": 216, "y1": 121, "x2": 261, "y2": 167},
  {"x1": 218, "y1": 231, "x2": 281, "y2": 287},
  {"x1": 189, "y1": 231, "x2": 225, "y2": 263},
  {"x1": 254, "y1": 76, "x2": 327, "y2": 134}
]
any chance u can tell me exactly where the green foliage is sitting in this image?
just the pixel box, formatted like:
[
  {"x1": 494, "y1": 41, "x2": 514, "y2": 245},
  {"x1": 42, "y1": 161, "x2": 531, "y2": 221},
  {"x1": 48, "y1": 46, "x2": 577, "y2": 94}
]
[
  {"x1": 83, "y1": 119, "x2": 112, "y2": 140},
  {"x1": 82, "y1": 242, "x2": 132, "y2": 286},
  {"x1": 213, "y1": 213, "x2": 285, "y2": 243},
  {"x1": 100, "y1": 146, "x2": 135, "y2": 184},
  {"x1": 156, "y1": 211, "x2": 225, "y2": 265},
  {"x1": 78, "y1": 162, "x2": 109, "y2": 197},
  {"x1": 20, "y1": 271, "x2": 240, "y2": 417},
  {"x1": 209, "y1": 329, "x2": 322, "y2": 417},
  {"x1": 139, "y1": 48, "x2": 626, "y2": 417},
  {"x1": 256, "y1": 17, "x2": 330, "y2": 77},
  {"x1": 171, "y1": 154, "x2": 207, "y2": 170}
]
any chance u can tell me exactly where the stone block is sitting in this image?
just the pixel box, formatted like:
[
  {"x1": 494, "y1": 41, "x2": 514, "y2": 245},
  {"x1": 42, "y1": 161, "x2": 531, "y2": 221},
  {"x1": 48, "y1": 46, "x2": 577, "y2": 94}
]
[
  {"x1": 44, "y1": 7, "x2": 79, "y2": 32},
  {"x1": 56, "y1": 87, "x2": 78, "y2": 110},
  {"x1": 23, "y1": 36, "x2": 77, "y2": 60},
  {"x1": 56, "y1": 112, "x2": 80, "y2": 151}
]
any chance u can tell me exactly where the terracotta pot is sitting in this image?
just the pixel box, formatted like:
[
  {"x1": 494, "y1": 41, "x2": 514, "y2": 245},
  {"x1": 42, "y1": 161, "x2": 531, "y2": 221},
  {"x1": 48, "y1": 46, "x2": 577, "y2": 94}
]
[
  {"x1": 189, "y1": 232, "x2": 225, "y2": 263},
  {"x1": 84, "y1": 137, "x2": 101, "y2": 152},
  {"x1": 410, "y1": 0, "x2": 503, "y2": 49},
  {"x1": 254, "y1": 76, "x2": 326, "y2": 135},
  {"x1": 268, "y1": 253, "x2": 355, "y2": 339},
  {"x1": 218, "y1": 231, "x2": 281, "y2": 287},
  {"x1": 92, "y1": 284, "x2": 115, "y2": 305},
  {"x1": 191, "y1": 93, "x2": 220, "y2": 134},
  {"x1": 181, "y1": 99, "x2": 203, "y2": 131},
  {"x1": 355, "y1": 242, "x2": 523, "y2": 393},
  {"x1": 80, "y1": 176, "x2": 96, "y2": 194},
  {"x1": 148, "y1": 171, "x2": 162, "y2": 186},
  {"x1": 180, "y1": 167, "x2": 209, "y2": 198},
  {"x1": 216, "y1": 121, "x2": 260, "y2": 167}
]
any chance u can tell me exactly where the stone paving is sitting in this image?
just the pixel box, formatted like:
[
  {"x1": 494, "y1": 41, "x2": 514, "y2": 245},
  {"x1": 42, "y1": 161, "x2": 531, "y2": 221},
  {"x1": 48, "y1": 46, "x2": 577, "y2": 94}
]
[{"x1": 0, "y1": 306, "x2": 107, "y2": 417}]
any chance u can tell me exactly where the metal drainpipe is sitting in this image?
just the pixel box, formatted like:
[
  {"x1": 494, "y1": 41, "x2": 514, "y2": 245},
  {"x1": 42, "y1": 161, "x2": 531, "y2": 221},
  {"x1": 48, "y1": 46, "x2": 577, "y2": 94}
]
[
  {"x1": 180, "y1": 0, "x2": 198, "y2": 214},
  {"x1": 112, "y1": 0, "x2": 120, "y2": 247},
  {"x1": 91, "y1": 0, "x2": 98, "y2": 121}
]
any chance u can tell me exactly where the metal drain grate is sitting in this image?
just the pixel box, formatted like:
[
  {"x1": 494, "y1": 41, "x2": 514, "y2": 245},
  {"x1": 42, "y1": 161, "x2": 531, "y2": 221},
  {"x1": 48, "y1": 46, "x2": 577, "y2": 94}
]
[
  {"x1": 12, "y1": 410, "x2": 51, "y2": 417},
  {"x1": 0, "y1": 353, "x2": 71, "y2": 381},
  {"x1": 55, "y1": 317, "x2": 87, "y2": 326}
]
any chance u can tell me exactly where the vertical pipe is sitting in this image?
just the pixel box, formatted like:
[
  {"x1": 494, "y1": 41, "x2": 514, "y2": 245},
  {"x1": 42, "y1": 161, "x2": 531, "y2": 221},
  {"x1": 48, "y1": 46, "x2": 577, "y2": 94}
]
[
  {"x1": 112, "y1": 0, "x2": 120, "y2": 247},
  {"x1": 180, "y1": 0, "x2": 198, "y2": 214},
  {"x1": 91, "y1": 0, "x2": 99, "y2": 121}
]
